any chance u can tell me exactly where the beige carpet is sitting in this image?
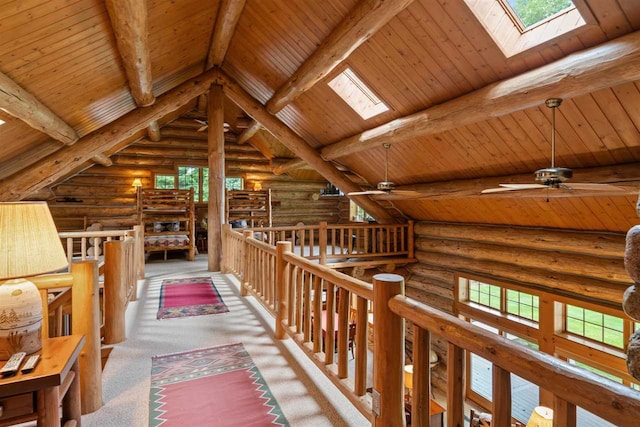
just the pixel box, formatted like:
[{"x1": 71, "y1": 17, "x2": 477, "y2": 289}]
[{"x1": 82, "y1": 254, "x2": 369, "y2": 426}]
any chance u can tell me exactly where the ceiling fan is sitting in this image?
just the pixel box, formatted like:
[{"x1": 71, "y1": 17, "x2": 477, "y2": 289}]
[
  {"x1": 194, "y1": 119, "x2": 230, "y2": 132},
  {"x1": 481, "y1": 98, "x2": 630, "y2": 195},
  {"x1": 348, "y1": 143, "x2": 422, "y2": 198}
]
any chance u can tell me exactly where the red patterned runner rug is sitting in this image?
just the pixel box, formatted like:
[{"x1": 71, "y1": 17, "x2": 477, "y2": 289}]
[
  {"x1": 157, "y1": 276, "x2": 229, "y2": 319},
  {"x1": 149, "y1": 343, "x2": 289, "y2": 426}
]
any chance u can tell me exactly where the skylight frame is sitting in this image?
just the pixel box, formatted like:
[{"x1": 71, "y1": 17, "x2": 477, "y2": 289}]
[{"x1": 327, "y1": 67, "x2": 389, "y2": 120}]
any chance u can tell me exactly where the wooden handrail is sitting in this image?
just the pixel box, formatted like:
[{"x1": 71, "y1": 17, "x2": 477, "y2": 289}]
[{"x1": 389, "y1": 295, "x2": 640, "y2": 426}]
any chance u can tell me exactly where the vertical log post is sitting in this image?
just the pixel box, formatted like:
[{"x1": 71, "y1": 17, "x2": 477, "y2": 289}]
[
  {"x1": 492, "y1": 365, "x2": 512, "y2": 426},
  {"x1": 372, "y1": 273, "x2": 405, "y2": 427},
  {"x1": 447, "y1": 343, "x2": 465, "y2": 427},
  {"x1": 411, "y1": 326, "x2": 431, "y2": 426},
  {"x1": 355, "y1": 295, "x2": 368, "y2": 395},
  {"x1": 319, "y1": 221, "x2": 328, "y2": 265},
  {"x1": 241, "y1": 230, "x2": 252, "y2": 296},
  {"x1": 132, "y1": 225, "x2": 143, "y2": 297},
  {"x1": 275, "y1": 241, "x2": 292, "y2": 339},
  {"x1": 407, "y1": 220, "x2": 414, "y2": 259},
  {"x1": 221, "y1": 223, "x2": 232, "y2": 273},
  {"x1": 207, "y1": 84, "x2": 225, "y2": 271},
  {"x1": 71, "y1": 260, "x2": 102, "y2": 414},
  {"x1": 103, "y1": 240, "x2": 126, "y2": 345}
]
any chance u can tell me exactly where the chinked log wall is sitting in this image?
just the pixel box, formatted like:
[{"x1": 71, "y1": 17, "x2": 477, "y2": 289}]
[
  {"x1": 407, "y1": 220, "x2": 629, "y2": 391},
  {"x1": 48, "y1": 165, "x2": 345, "y2": 230}
]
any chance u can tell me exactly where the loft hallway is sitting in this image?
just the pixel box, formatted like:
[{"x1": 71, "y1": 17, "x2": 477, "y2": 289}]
[{"x1": 82, "y1": 254, "x2": 370, "y2": 426}]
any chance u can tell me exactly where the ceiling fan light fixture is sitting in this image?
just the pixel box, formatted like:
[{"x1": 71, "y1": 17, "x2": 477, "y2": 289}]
[
  {"x1": 534, "y1": 166, "x2": 572, "y2": 186},
  {"x1": 376, "y1": 181, "x2": 395, "y2": 191}
]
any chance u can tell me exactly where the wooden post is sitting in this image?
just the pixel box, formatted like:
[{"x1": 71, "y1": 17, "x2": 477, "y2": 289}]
[
  {"x1": 70, "y1": 260, "x2": 102, "y2": 414},
  {"x1": 103, "y1": 240, "x2": 126, "y2": 344},
  {"x1": 275, "y1": 241, "x2": 292, "y2": 339},
  {"x1": 492, "y1": 365, "x2": 512, "y2": 426},
  {"x1": 319, "y1": 221, "x2": 328, "y2": 265},
  {"x1": 207, "y1": 84, "x2": 225, "y2": 271},
  {"x1": 372, "y1": 273, "x2": 405, "y2": 427},
  {"x1": 221, "y1": 223, "x2": 232, "y2": 273},
  {"x1": 411, "y1": 326, "x2": 431, "y2": 426},
  {"x1": 447, "y1": 343, "x2": 465, "y2": 427},
  {"x1": 407, "y1": 220, "x2": 414, "y2": 259},
  {"x1": 241, "y1": 230, "x2": 252, "y2": 296}
]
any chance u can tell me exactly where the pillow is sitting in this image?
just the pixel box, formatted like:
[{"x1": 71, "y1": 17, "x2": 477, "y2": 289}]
[{"x1": 154, "y1": 222, "x2": 163, "y2": 232}]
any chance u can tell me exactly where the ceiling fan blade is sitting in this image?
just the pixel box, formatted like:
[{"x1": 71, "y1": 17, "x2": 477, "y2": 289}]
[
  {"x1": 197, "y1": 125, "x2": 208, "y2": 132},
  {"x1": 348, "y1": 190, "x2": 386, "y2": 196},
  {"x1": 481, "y1": 184, "x2": 548, "y2": 194},
  {"x1": 563, "y1": 182, "x2": 634, "y2": 191}
]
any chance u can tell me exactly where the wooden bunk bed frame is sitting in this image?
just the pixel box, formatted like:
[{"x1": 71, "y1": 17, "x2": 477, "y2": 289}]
[{"x1": 138, "y1": 188, "x2": 196, "y2": 261}]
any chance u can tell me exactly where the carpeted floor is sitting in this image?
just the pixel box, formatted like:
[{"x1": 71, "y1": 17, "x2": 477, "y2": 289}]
[{"x1": 81, "y1": 254, "x2": 369, "y2": 426}]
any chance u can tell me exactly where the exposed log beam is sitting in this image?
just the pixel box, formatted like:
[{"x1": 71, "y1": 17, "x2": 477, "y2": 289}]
[
  {"x1": 91, "y1": 153, "x2": 113, "y2": 167},
  {"x1": 147, "y1": 120, "x2": 161, "y2": 141},
  {"x1": 236, "y1": 120, "x2": 261, "y2": 144},
  {"x1": 0, "y1": 68, "x2": 220, "y2": 201},
  {"x1": 118, "y1": 145, "x2": 266, "y2": 161},
  {"x1": 105, "y1": 0, "x2": 155, "y2": 107},
  {"x1": 266, "y1": 0, "x2": 414, "y2": 114},
  {"x1": 373, "y1": 163, "x2": 640, "y2": 201},
  {"x1": 205, "y1": 0, "x2": 247, "y2": 69},
  {"x1": 0, "y1": 71, "x2": 78, "y2": 145},
  {"x1": 216, "y1": 69, "x2": 395, "y2": 223},
  {"x1": 207, "y1": 84, "x2": 225, "y2": 271},
  {"x1": 159, "y1": 127, "x2": 237, "y2": 142},
  {"x1": 134, "y1": 138, "x2": 261, "y2": 152},
  {"x1": 273, "y1": 157, "x2": 307, "y2": 175},
  {"x1": 321, "y1": 29, "x2": 640, "y2": 160}
]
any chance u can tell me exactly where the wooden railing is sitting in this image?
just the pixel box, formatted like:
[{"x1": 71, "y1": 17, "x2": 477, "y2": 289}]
[
  {"x1": 25, "y1": 261, "x2": 102, "y2": 414},
  {"x1": 246, "y1": 220, "x2": 415, "y2": 266},
  {"x1": 58, "y1": 226, "x2": 144, "y2": 344},
  {"x1": 222, "y1": 225, "x2": 640, "y2": 426}
]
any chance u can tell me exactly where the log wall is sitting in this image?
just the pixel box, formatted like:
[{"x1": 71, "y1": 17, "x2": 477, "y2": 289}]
[{"x1": 406, "y1": 220, "x2": 630, "y2": 391}]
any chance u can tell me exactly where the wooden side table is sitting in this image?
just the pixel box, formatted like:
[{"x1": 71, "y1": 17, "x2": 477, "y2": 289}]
[
  {"x1": 0, "y1": 335, "x2": 85, "y2": 427},
  {"x1": 405, "y1": 399, "x2": 446, "y2": 427}
]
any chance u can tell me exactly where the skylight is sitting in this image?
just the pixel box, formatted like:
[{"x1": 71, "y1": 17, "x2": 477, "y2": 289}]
[
  {"x1": 503, "y1": 0, "x2": 574, "y2": 30},
  {"x1": 0, "y1": 119, "x2": 5, "y2": 126},
  {"x1": 328, "y1": 68, "x2": 389, "y2": 120}
]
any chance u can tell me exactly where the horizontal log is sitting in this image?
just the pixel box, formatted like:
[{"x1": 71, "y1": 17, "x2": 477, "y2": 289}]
[
  {"x1": 134, "y1": 138, "x2": 260, "y2": 153},
  {"x1": 405, "y1": 287, "x2": 453, "y2": 313},
  {"x1": 406, "y1": 263, "x2": 455, "y2": 284},
  {"x1": 415, "y1": 250, "x2": 626, "y2": 305},
  {"x1": 415, "y1": 237, "x2": 629, "y2": 284},
  {"x1": 147, "y1": 120, "x2": 161, "y2": 141},
  {"x1": 50, "y1": 197, "x2": 135, "y2": 206},
  {"x1": 80, "y1": 165, "x2": 151, "y2": 176},
  {"x1": 119, "y1": 146, "x2": 267, "y2": 161},
  {"x1": 112, "y1": 156, "x2": 176, "y2": 167},
  {"x1": 414, "y1": 222, "x2": 625, "y2": 257},
  {"x1": 407, "y1": 276, "x2": 454, "y2": 300},
  {"x1": 159, "y1": 128, "x2": 236, "y2": 142}
]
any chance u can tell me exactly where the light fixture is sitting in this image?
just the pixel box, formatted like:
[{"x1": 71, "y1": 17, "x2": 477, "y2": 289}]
[
  {"x1": 526, "y1": 406, "x2": 553, "y2": 427},
  {"x1": 0, "y1": 202, "x2": 68, "y2": 360},
  {"x1": 131, "y1": 178, "x2": 143, "y2": 187},
  {"x1": 403, "y1": 364, "x2": 414, "y2": 402},
  {"x1": 253, "y1": 182, "x2": 262, "y2": 191}
]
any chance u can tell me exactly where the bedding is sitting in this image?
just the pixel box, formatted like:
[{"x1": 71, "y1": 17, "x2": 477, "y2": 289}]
[{"x1": 144, "y1": 235, "x2": 190, "y2": 248}]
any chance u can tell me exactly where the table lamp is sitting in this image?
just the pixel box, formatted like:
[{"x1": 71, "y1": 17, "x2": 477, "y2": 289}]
[
  {"x1": 526, "y1": 406, "x2": 553, "y2": 427},
  {"x1": 0, "y1": 202, "x2": 68, "y2": 360}
]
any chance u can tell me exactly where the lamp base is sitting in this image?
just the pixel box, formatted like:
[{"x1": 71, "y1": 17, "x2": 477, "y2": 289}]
[{"x1": 0, "y1": 278, "x2": 44, "y2": 360}]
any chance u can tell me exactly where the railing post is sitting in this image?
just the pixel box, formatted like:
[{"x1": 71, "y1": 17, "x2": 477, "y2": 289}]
[
  {"x1": 372, "y1": 273, "x2": 405, "y2": 427},
  {"x1": 275, "y1": 241, "x2": 292, "y2": 339},
  {"x1": 221, "y1": 224, "x2": 232, "y2": 273},
  {"x1": 134, "y1": 225, "x2": 145, "y2": 283},
  {"x1": 71, "y1": 260, "x2": 102, "y2": 414},
  {"x1": 407, "y1": 220, "x2": 414, "y2": 259},
  {"x1": 103, "y1": 240, "x2": 126, "y2": 345},
  {"x1": 241, "y1": 230, "x2": 252, "y2": 296},
  {"x1": 319, "y1": 221, "x2": 327, "y2": 265}
]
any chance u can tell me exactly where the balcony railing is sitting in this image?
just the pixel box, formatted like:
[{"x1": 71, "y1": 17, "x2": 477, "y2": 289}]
[{"x1": 222, "y1": 223, "x2": 640, "y2": 426}]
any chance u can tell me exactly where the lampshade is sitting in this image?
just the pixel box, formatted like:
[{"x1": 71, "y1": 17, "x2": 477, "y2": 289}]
[
  {"x1": 526, "y1": 406, "x2": 553, "y2": 427},
  {"x1": 131, "y1": 178, "x2": 143, "y2": 187},
  {"x1": 0, "y1": 202, "x2": 68, "y2": 280},
  {"x1": 253, "y1": 181, "x2": 262, "y2": 191},
  {"x1": 0, "y1": 202, "x2": 68, "y2": 359},
  {"x1": 404, "y1": 364, "x2": 413, "y2": 390}
]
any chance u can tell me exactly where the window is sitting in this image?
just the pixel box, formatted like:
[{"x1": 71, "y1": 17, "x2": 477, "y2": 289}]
[
  {"x1": 155, "y1": 166, "x2": 243, "y2": 203},
  {"x1": 328, "y1": 68, "x2": 389, "y2": 120},
  {"x1": 225, "y1": 177, "x2": 243, "y2": 190},
  {"x1": 155, "y1": 175, "x2": 175, "y2": 189},
  {"x1": 502, "y1": 0, "x2": 574, "y2": 30},
  {"x1": 565, "y1": 305, "x2": 624, "y2": 349},
  {"x1": 349, "y1": 201, "x2": 373, "y2": 222},
  {"x1": 464, "y1": 0, "x2": 592, "y2": 57},
  {"x1": 506, "y1": 289, "x2": 539, "y2": 322},
  {"x1": 469, "y1": 280, "x2": 501, "y2": 311}
]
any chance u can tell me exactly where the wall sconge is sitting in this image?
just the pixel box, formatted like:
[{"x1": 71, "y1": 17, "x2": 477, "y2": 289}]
[
  {"x1": 403, "y1": 364, "x2": 413, "y2": 399},
  {"x1": 0, "y1": 202, "x2": 68, "y2": 360},
  {"x1": 253, "y1": 182, "x2": 262, "y2": 191},
  {"x1": 526, "y1": 406, "x2": 553, "y2": 427},
  {"x1": 131, "y1": 178, "x2": 143, "y2": 188}
]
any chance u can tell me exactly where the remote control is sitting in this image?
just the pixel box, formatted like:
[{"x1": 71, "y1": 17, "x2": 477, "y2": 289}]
[
  {"x1": 21, "y1": 355, "x2": 40, "y2": 373},
  {"x1": 0, "y1": 352, "x2": 26, "y2": 377}
]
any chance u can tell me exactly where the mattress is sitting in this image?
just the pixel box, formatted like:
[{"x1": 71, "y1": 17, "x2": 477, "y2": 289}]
[{"x1": 144, "y1": 235, "x2": 190, "y2": 248}]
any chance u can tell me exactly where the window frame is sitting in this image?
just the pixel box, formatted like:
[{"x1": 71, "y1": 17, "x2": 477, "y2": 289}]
[{"x1": 154, "y1": 166, "x2": 244, "y2": 203}]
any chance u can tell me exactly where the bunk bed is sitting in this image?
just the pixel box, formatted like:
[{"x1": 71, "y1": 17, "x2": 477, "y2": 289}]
[
  {"x1": 226, "y1": 189, "x2": 272, "y2": 228},
  {"x1": 138, "y1": 188, "x2": 196, "y2": 261}
]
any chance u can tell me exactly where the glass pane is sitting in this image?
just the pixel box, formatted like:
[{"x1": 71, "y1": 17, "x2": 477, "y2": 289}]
[
  {"x1": 178, "y1": 166, "x2": 200, "y2": 201},
  {"x1": 202, "y1": 168, "x2": 209, "y2": 202},
  {"x1": 225, "y1": 177, "x2": 243, "y2": 190},
  {"x1": 506, "y1": 0, "x2": 574, "y2": 28},
  {"x1": 566, "y1": 305, "x2": 624, "y2": 349},
  {"x1": 155, "y1": 175, "x2": 175, "y2": 189}
]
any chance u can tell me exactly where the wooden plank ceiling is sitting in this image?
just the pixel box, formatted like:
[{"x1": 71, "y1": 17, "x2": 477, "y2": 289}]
[{"x1": 1, "y1": 0, "x2": 640, "y2": 232}]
